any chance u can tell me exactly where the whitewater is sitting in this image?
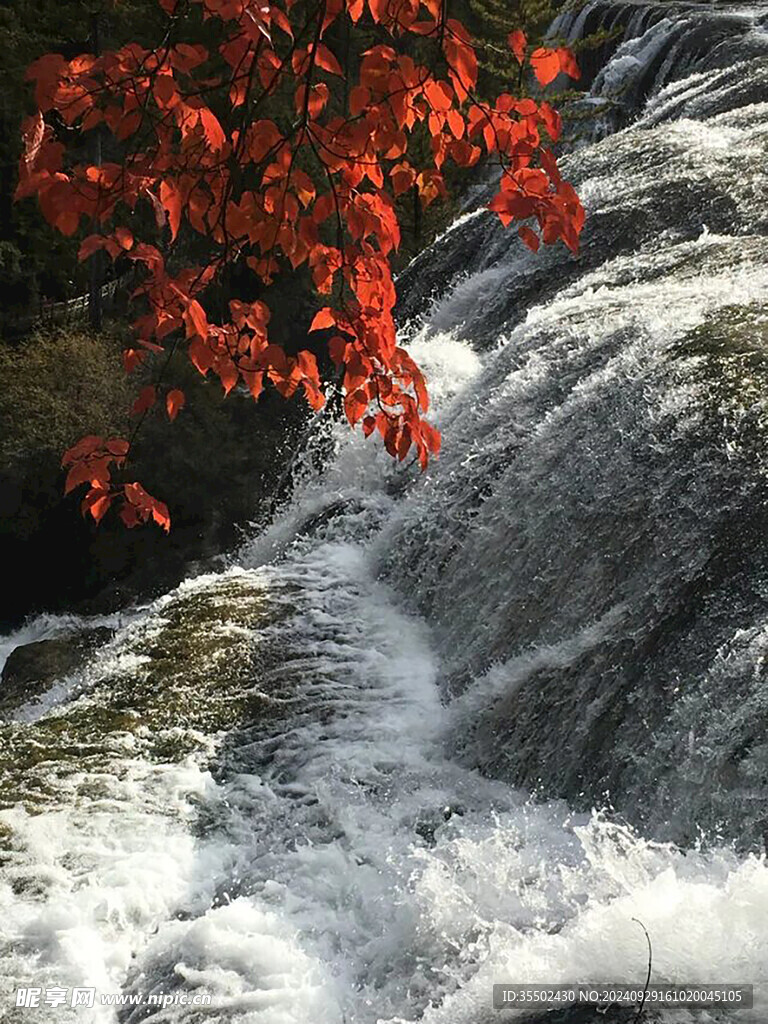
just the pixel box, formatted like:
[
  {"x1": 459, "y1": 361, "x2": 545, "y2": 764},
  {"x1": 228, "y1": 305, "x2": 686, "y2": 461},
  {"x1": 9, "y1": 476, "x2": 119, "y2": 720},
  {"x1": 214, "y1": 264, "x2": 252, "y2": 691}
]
[{"x1": 2, "y1": 3, "x2": 768, "y2": 1022}]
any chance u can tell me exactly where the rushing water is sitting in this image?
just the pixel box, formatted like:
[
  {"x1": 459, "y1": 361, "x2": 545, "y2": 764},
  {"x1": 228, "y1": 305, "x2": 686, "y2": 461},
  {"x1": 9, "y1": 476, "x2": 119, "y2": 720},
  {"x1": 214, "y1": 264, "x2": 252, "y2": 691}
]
[{"x1": 3, "y1": 4, "x2": 768, "y2": 1022}]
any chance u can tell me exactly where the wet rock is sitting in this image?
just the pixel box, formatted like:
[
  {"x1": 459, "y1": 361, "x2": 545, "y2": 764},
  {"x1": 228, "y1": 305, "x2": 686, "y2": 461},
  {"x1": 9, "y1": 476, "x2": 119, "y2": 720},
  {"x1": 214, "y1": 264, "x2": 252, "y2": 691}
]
[{"x1": 0, "y1": 628, "x2": 112, "y2": 712}]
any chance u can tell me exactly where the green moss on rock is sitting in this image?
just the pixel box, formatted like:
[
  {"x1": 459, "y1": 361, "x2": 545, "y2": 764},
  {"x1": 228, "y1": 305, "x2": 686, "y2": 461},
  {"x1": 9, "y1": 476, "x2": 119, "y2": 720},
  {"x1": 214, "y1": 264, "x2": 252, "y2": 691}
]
[
  {"x1": 672, "y1": 302, "x2": 768, "y2": 458},
  {"x1": 0, "y1": 573, "x2": 292, "y2": 818}
]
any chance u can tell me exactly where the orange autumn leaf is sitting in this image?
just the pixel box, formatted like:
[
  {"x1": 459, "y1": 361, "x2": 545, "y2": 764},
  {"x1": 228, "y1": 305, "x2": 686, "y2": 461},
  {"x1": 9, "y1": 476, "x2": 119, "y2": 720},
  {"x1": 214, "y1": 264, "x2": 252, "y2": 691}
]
[
  {"x1": 508, "y1": 29, "x2": 527, "y2": 64},
  {"x1": 518, "y1": 224, "x2": 540, "y2": 251},
  {"x1": 166, "y1": 388, "x2": 186, "y2": 421},
  {"x1": 530, "y1": 48, "x2": 562, "y2": 87},
  {"x1": 132, "y1": 385, "x2": 156, "y2": 416}
]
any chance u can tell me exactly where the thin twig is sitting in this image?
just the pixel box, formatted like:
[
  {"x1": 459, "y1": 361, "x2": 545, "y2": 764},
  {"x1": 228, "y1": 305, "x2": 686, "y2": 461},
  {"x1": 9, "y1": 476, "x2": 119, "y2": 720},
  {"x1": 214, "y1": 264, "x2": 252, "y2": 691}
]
[{"x1": 631, "y1": 917, "x2": 653, "y2": 1023}]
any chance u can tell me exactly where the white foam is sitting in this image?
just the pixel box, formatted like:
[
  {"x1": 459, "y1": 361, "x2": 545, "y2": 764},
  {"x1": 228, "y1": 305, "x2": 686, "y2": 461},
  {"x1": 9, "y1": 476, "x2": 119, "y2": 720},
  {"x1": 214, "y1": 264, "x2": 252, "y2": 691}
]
[{"x1": 0, "y1": 755, "x2": 227, "y2": 1023}]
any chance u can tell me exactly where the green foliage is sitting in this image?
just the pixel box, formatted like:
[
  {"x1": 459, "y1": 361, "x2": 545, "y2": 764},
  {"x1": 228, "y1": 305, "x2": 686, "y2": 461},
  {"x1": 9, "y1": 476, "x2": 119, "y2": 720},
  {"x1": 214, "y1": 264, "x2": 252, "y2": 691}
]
[
  {"x1": 453, "y1": 0, "x2": 570, "y2": 92},
  {"x1": 0, "y1": 324, "x2": 132, "y2": 463}
]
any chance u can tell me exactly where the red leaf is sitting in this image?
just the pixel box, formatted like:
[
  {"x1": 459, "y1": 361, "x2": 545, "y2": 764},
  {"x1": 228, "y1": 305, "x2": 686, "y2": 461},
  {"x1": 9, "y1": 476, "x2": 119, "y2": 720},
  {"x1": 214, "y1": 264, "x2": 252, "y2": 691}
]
[
  {"x1": 349, "y1": 85, "x2": 370, "y2": 117},
  {"x1": 307, "y1": 82, "x2": 329, "y2": 119},
  {"x1": 55, "y1": 209, "x2": 79, "y2": 236},
  {"x1": 199, "y1": 108, "x2": 226, "y2": 150},
  {"x1": 159, "y1": 180, "x2": 182, "y2": 240},
  {"x1": 328, "y1": 335, "x2": 348, "y2": 365},
  {"x1": 166, "y1": 388, "x2": 185, "y2": 421},
  {"x1": 170, "y1": 43, "x2": 208, "y2": 72},
  {"x1": 21, "y1": 112, "x2": 45, "y2": 169},
  {"x1": 144, "y1": 188, "x2": 167, "y2": 230},
  {"x1": 25, "y1": 53, "x2": 67, "y2": 107},
  {"x1": 530, "y1": 48, "x2": 562, "y2": 87},
  {"x1": 82, "y1": 486, "x2": 113, "y2": 524},
  {"x1": 309, "y1": 307, "x2": 336, "y2": 331},
  {"x1": 558, "y1": 47, "x2": 580, "y2": 80},
  {"x1": 424, "y1": 79, "x2": 453, "y2": 113},
  {"x1": 271, "y1": 7, "x2": 293, "y2": 38},
  {"x1": 446, "y1": 109, "x2": 465, "y2": 139},
  {"x1": 65, "y1": 461, "x2": 96, "y2": 495},
  {"x1": 315, "y1": 43, "x2": 343, "y2": 76},
  {"x1": 416, "y1": 170, "x2": 446, "y2": 208},
  {"x1": 345, "y1": 389, "x2": 369, "y2": 425},
  {"x1": 78, "y1": 235, "x2": 106, "y2": 262},
  {"x1": 138, "y1": 338, "x2": 165, "y2": 354},
  {"x1": 122, "y1": 483, "x2": 171, "y2": 532},
  {"x1": 241, "y1": 367, "x2": 264, "y2": 400},
  {"x1": 368, "y1": 0, "x2": 386, "y2": 23},
  {"x1": 183, "y1": 299, "x2": 209, "y2": 339},
  {"x1": 297, "y1": 349, "x2": 319, "y2": 379},
  {"x1": 390, "y1": 162, "x2": 416, "y2": 196},
  {"x1": 538, "y1": 101, "x2": 562, "y2": 143},
  {"x1": 188, "y1": 337, "x2": 213, "y2": 375},
  {"x1": 248, "y1": 119, "x2": 282, "y2": 163},
  {"x1": 123, "y1": 348, "x2": 146, "y2": 374},
  {"x1": 218, "y1": 357, "x2": 239, "y2": 395},
  {"x1": 116, "y1": 110, "x2": 141, "y2": 141},
  {"x1": 420, "y1": 420, "x2": 442, "y2": 455},
  {"x1": 443, "y1": 19, "x2": 477, "y2": 95},
  {"x1": 508, "y1": 29, "x2": 527, "y2": 64},
  {"x1": 124, "y1": 481, "x2": 149, "y2": 507},
  {"x1": 132, "y1": 385, "x2": 156, "y2": 415},
  {"x1": 292, "y1": 169, "x2": 316, "y2": 208},
  {"x1": 120, "y1": 502, "x2": 141, "y2": 528},
  {"x1": 114, "y1": 227, "x2": 134, "y2": 250},
  {"x1": 518, "y1": 224, "x2": 540, "y2": 252},
  {"x1": 105, "y1": 438, "x2": 130, "y2": 458},
  {"x1": 153, "y1": 73, "x2": 178, "y2": 109},
  {"x1": 488, "y1": 189, "x2": 536, "y2": 227},
  {"x1": 150, "y1": 497, "x2": 171, "y2": 532},
  {"x1": 62, "y1": 435, "x2": 103, "y2": 467}
]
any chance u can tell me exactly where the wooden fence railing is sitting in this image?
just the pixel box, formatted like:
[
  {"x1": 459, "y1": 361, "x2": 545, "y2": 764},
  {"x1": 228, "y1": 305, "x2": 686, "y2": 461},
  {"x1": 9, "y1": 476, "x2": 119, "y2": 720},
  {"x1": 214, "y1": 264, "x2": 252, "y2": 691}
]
[{"x1": 3, "y1": 275, "x2": 126, "y2": 339}]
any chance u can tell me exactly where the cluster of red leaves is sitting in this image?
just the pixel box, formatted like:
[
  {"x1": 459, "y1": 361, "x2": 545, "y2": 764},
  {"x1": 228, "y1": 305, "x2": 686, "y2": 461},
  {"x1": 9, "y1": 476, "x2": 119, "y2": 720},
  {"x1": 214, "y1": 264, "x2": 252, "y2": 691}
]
[
  {"x1": 17, "y1": 1, "x2": 583, "y2": 529},
  {"x1": 62, "y1": 435, "x2": 171, "y2": 530}
]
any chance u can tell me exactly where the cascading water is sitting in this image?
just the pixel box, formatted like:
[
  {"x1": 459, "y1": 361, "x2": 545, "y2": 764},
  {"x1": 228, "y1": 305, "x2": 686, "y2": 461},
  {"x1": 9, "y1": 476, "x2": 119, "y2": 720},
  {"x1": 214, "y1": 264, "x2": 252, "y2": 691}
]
[{"x1": 3, "y1": 5, "x2": 768, "y2": 1022}]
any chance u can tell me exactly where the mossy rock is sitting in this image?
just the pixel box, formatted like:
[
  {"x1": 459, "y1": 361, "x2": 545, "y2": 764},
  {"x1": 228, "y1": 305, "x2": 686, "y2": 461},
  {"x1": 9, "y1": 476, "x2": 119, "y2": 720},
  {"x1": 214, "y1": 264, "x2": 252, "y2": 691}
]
[
  {"x1": 0, "y1": 628, "x2": 113, "y2": 715},
  {"x1": 674, "y1": 302, "x2": 768, "y2": 373},
  {"x1": 671, "y1": 302, "x2": 768, "y2": 458},
  {"x1": 102, "y1": 574, "x2": 290, "y2": 745},
  {"x1": 0, "y1": 572, "x2": 293, "y2": 817}
]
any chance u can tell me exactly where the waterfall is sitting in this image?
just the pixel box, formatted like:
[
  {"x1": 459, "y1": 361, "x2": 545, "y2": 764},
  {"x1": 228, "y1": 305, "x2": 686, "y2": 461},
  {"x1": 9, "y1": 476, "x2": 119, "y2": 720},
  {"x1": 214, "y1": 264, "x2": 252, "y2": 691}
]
[
  {"x1": 2, "y1": 5, "x2": 768, "y2": 1022},
  {"x1": 385, "y1": 2, "x2": 768, "y2": 849}
]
